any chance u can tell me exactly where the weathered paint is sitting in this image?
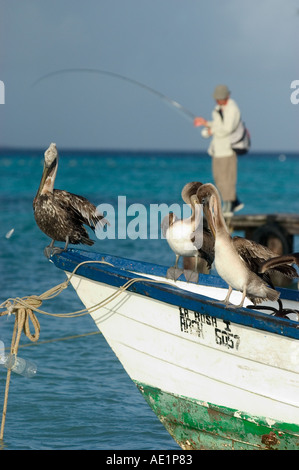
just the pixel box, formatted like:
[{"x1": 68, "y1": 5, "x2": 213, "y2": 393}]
[{"x1": 136, "y1": 382, "x2": 299, "y2": 450}]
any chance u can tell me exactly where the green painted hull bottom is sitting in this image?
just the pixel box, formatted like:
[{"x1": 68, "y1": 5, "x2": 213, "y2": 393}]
[{"x1": 136, "y1": 382, "x2": 299, "y2": 450}]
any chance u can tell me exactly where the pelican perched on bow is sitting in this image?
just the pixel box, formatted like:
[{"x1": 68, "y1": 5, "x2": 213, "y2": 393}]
[
  {"x1": 161, "y1": 181, "x2": 214, "y2": 282},
  {"x1": 33, "y1": 143, "x2": 108, "y2": 257},
  {"x1": 196, "y1": 183, "x2": 297, "y2": 307}
]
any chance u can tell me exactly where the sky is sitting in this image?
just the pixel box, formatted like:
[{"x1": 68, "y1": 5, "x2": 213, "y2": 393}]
[{"x1": 0, "y1": 0, "x2": 298, "y2": 152}]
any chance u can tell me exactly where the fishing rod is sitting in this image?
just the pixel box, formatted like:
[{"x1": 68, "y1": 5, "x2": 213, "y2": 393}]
[{"x1": 33, "y1": 68, "x2": 197, "y2": 122}]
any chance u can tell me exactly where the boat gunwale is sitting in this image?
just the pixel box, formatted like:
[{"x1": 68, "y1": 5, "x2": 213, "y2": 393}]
[{"x1": 51, "y1": 248, "x2": 299, "y2": 340}]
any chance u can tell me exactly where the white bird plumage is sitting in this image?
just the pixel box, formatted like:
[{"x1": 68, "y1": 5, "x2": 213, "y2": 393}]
[{"x1": 162, "y1": 182, "x2": 214, "y2": 282}]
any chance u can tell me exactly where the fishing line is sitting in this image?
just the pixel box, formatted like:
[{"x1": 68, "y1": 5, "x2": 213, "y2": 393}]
[{"x1": 33, "y1": 68, "x2": 197, "y2": 122}]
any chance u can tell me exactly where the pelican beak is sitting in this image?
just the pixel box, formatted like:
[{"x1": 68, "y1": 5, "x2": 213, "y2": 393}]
[
  {"x1": 209, "y1": 196, "x2": 218, "y2": 236},
  {"x1": 36, "y1": 163, "x2": 47, "y2": 196},
  {"x1": 202, "y1": 198, "x2": 215, "y2": 238},
  {"x1": 36, "y1": 164, "x2": 47, "y2": 196},
  {"x1": 197, "y1": 194, "x2": 215, "y2": 238},
  {"x1": 36, "y1": 157, "x2": 58, "y2": 196},
  {"x1": 207, "y1": 209, "x2": 216, "y2": 238}
]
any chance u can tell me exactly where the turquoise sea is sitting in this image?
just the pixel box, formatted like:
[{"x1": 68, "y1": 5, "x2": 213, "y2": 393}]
[{"x1": 0, "y1": 149, "x2": 299, "y2": 450}]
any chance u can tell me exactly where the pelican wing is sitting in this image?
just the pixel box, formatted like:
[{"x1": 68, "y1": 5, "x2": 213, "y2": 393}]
[
  {"x1": 53, "y1": 190, "x2": 108, "y2": 231},
  {"x1": 260, "y1": 253, "x2": 299, "y2": 274},
  {"x1": 233, "y1": 236, "x2": 297, "y2": 278}
]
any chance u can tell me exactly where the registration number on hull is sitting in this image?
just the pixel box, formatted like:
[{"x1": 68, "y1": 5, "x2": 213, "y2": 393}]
[{"x1": 179, "y1": 307, "x2": 241, "y2": 350}]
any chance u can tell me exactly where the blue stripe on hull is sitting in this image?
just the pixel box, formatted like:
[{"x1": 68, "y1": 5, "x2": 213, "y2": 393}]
[{"x1": 51, "y1": 249, "x2": 299, "y2": 340}]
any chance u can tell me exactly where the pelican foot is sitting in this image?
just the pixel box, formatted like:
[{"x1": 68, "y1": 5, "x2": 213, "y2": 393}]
[
  {"x1": 44, "y1": 246, "x2": 52, "y2": 258},
  {"x1": 183, "y1": 269, "x2": 199, "y2": 283},
  {"x1": 213, "y1": 299, "x2": 227, "y2": 305},
  {"x1": 51, "y1": 246, "x2": 65, "y2": 256},
  {"x1": 226, "y1": 302, "x2": 244, "y2": 309},
  {"x1": 213, "y1": 299, "x2": 233, "y2": 308},
  {"x1": 211, "y1": 300, "x2": 231, "y2": 308},
  {"x1": 166, "y1": 266, "x2": 184, "y2": 281},
  {"x1": 43, "y1": 245, "x2": 65, "y2": 259}
]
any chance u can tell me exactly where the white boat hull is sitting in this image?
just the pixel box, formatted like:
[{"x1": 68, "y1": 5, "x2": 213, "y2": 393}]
[
  {"x1": 69, "y1": 274, "x2": 299, "y2": 425},
  {"x1": 52, "y1": 249, "x2": 299, "y2": 449}
]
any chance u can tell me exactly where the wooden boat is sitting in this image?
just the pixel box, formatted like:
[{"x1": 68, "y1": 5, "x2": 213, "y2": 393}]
[{"x1": 51, "y1": 248, "x2": 299, "y2": 450}]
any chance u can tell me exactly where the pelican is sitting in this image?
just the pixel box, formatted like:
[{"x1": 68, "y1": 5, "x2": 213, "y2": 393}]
[
  {"x1": 161, "y1": 181, "x2": 214, "y2": 282},
  {"x1": 260, "y1": 253, "x2": 299, "y2": 275},
  {"x1": 196, "y1": 183, "x2": 297, "y2": 307},
  {"x1": 33, "y1": 143, "x2": 108, "y2": 257}
]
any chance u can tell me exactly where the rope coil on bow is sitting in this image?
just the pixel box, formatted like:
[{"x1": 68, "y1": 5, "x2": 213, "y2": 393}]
[
  {"x1": 0, "y1": 271, "x2": 72, "y2": 440},
  {"x1": 1, "y1": 299, "x2": 41, "y2": 342},
  {"x1": 0, "y1": 259, "x2": 175, "y2": 440},
  {"x1": 0, "y1": 298, "x2": 41, "y2": 439}
]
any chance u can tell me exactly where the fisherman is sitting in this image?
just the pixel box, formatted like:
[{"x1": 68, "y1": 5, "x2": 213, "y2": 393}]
[{"x1": 194, "y1": 84, "x2": 245, "y2": 216}]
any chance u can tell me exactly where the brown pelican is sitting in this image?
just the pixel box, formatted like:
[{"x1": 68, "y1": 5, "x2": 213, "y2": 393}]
[
  {"x1": 260, "y1": 253, "x2": 299, "y2": 275},
  {"x1": 161, "y1": 181, "x2": 214, "y2": 282},
  {"x1": 196, "y1": 183, "x2": 297, "y2": 307},
  {"x1": 33, "y1": 143, "x2": 108, "y2": 257}
]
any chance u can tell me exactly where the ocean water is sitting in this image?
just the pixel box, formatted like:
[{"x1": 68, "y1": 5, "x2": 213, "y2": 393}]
[{"x1": 0, "y1": 149, "x2": 298, "y2": 450}]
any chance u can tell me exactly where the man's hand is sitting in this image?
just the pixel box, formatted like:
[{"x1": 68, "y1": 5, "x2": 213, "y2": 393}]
[{"x1": 193, "y1": 117, "x2": 208, "y2": 127}]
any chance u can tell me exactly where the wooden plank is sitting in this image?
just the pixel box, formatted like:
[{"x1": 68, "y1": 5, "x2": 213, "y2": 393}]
[{"x1": 228, "y1": 213, "x2": 299, "y2": 235}]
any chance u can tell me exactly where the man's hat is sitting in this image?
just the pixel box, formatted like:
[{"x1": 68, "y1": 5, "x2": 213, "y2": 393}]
[{"x1": 213, "y1": 84, "x2": 230, "y2": 100}]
